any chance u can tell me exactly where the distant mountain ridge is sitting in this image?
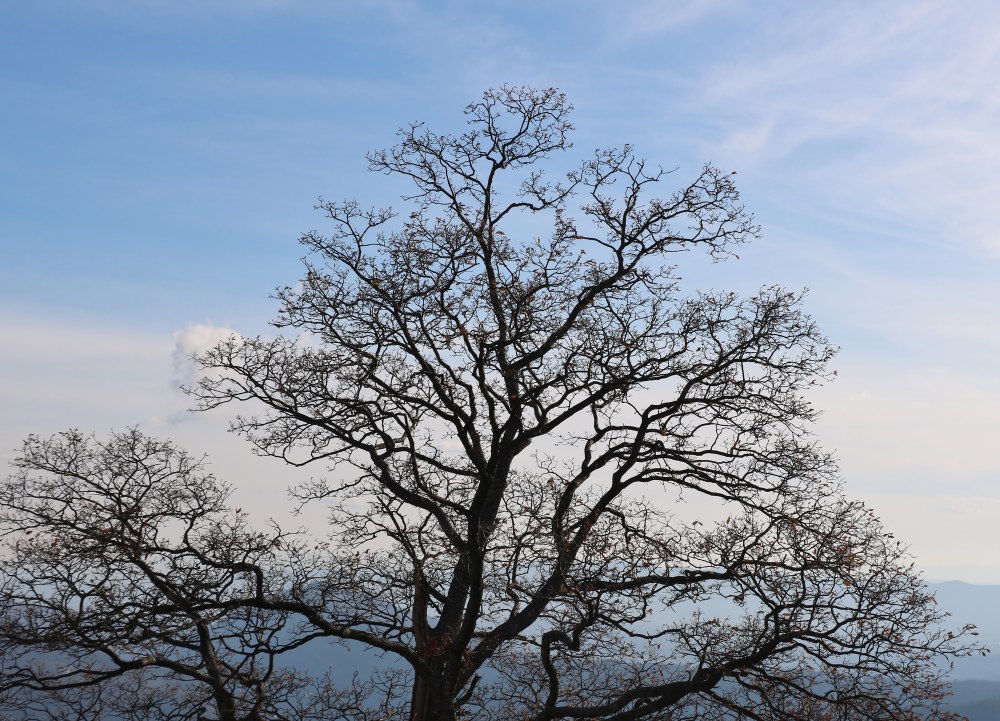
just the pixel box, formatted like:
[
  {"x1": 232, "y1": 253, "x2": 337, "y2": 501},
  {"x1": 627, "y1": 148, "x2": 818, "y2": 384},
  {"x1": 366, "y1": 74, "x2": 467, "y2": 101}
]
[
  {"x1": 929, "y1": 581, "x2": 1000, "y2": 680},
  {"x1": 224, "y1": 581, "x2": 1000, "y2": 716},
  {"x1": 3, "y1": 580, "x2": 995, "y2": 717},
  {"x1": 926, "y1": 582, "x2": 1000, "y2": 719},
  {"x1": 948, "y1": 680, "x2": 1000, "y2": 720}
]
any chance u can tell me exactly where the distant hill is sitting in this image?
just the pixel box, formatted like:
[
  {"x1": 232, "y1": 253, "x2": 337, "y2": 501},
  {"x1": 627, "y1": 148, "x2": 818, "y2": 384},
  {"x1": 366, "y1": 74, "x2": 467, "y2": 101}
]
[
  {"x1": 924, "y1": 582, "x2": 1000, "y2": 719},
  {"x1": 275, "y1": 581, "x2": 1000, "y2": 705},
  {"x1": 930, "y1": 581, "x2": 1000, "y2": 681},
  {"x1": 3, "y1": 580, "x2": 996, "y2": 718},
  {"x1": 949, "y1": 680, "x2": 1000, "y2": 720}
]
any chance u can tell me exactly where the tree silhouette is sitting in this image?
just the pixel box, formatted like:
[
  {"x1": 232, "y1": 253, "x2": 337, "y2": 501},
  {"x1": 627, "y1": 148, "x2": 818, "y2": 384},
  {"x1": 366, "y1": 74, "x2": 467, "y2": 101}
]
[{"x1": 1, "y1": 87, "x2": 980, "y2": 721}]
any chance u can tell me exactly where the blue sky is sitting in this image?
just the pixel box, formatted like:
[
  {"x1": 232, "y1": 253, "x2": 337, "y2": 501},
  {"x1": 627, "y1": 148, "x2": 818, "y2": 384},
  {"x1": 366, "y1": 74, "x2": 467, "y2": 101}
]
[{"x1": 2, "y1": 0, "x2": 1000, "y2": 581}]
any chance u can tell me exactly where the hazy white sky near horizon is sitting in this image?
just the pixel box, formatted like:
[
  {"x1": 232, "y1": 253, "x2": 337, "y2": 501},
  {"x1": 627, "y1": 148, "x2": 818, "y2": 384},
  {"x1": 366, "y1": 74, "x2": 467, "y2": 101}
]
[{"x1": 2, "y1": 0, "x2": 999, "y2": 582}]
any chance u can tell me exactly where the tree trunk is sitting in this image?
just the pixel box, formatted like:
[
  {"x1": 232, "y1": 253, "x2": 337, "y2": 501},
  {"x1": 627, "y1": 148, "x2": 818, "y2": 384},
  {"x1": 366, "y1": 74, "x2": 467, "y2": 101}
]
[
  {"x1": 409, "y1": 566, "x2": 457, "y2": 721},
  {"x1": 408, "y1": 672, "x2": 456, "y2": 721}
]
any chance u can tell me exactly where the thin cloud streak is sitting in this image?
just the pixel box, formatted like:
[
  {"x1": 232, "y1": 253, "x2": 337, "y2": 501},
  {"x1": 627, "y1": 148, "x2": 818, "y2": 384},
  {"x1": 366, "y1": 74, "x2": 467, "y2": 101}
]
[{"x1": 685, "y1": 3, "x2": 1000, "y2": 254}]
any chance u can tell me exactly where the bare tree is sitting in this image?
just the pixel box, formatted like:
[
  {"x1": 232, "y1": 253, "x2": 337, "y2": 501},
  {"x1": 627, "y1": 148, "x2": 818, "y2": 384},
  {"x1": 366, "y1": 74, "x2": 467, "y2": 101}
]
[
  {"x1": 1, "y1": 86, "x2": 981, "y2": 720},
  {"x1": 0, "y1": 429, "x2": 394, "y2": 721}
]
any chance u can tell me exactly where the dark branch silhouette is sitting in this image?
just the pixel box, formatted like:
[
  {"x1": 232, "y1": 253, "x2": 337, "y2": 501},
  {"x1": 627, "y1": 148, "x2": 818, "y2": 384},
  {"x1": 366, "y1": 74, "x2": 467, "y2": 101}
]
[{"x1": 1, "y1": 86, "x2": 981, "y2": 721}]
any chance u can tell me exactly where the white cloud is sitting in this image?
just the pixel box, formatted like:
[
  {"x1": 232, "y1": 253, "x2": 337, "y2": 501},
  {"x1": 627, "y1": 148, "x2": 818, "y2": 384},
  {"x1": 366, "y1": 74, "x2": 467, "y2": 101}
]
[
  {"x1": 171, "y1": 322, "x2": 242, "y2": 389},
  {"x1": 0, "y1": 314, "x2": 242, "y2": 455},
  {"x1": 0, "y1": 312, "x2": 319, "y2": 531}
]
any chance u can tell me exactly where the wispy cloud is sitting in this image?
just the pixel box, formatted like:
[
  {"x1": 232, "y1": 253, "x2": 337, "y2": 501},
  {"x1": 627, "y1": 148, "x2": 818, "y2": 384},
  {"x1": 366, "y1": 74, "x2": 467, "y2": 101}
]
[
  {"x1": 611, "y1": 0, "x2": 742, "y2": 41},
  {"x1": 686, "y1": 2, "x2": 1000, "y2": 254}
]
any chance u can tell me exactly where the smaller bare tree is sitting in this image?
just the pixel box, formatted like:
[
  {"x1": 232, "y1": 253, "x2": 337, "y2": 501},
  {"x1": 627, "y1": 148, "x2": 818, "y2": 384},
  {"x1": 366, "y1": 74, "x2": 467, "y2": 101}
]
[{"x1": 0, "y1": 429, "x2": 392, "y2": 721}]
